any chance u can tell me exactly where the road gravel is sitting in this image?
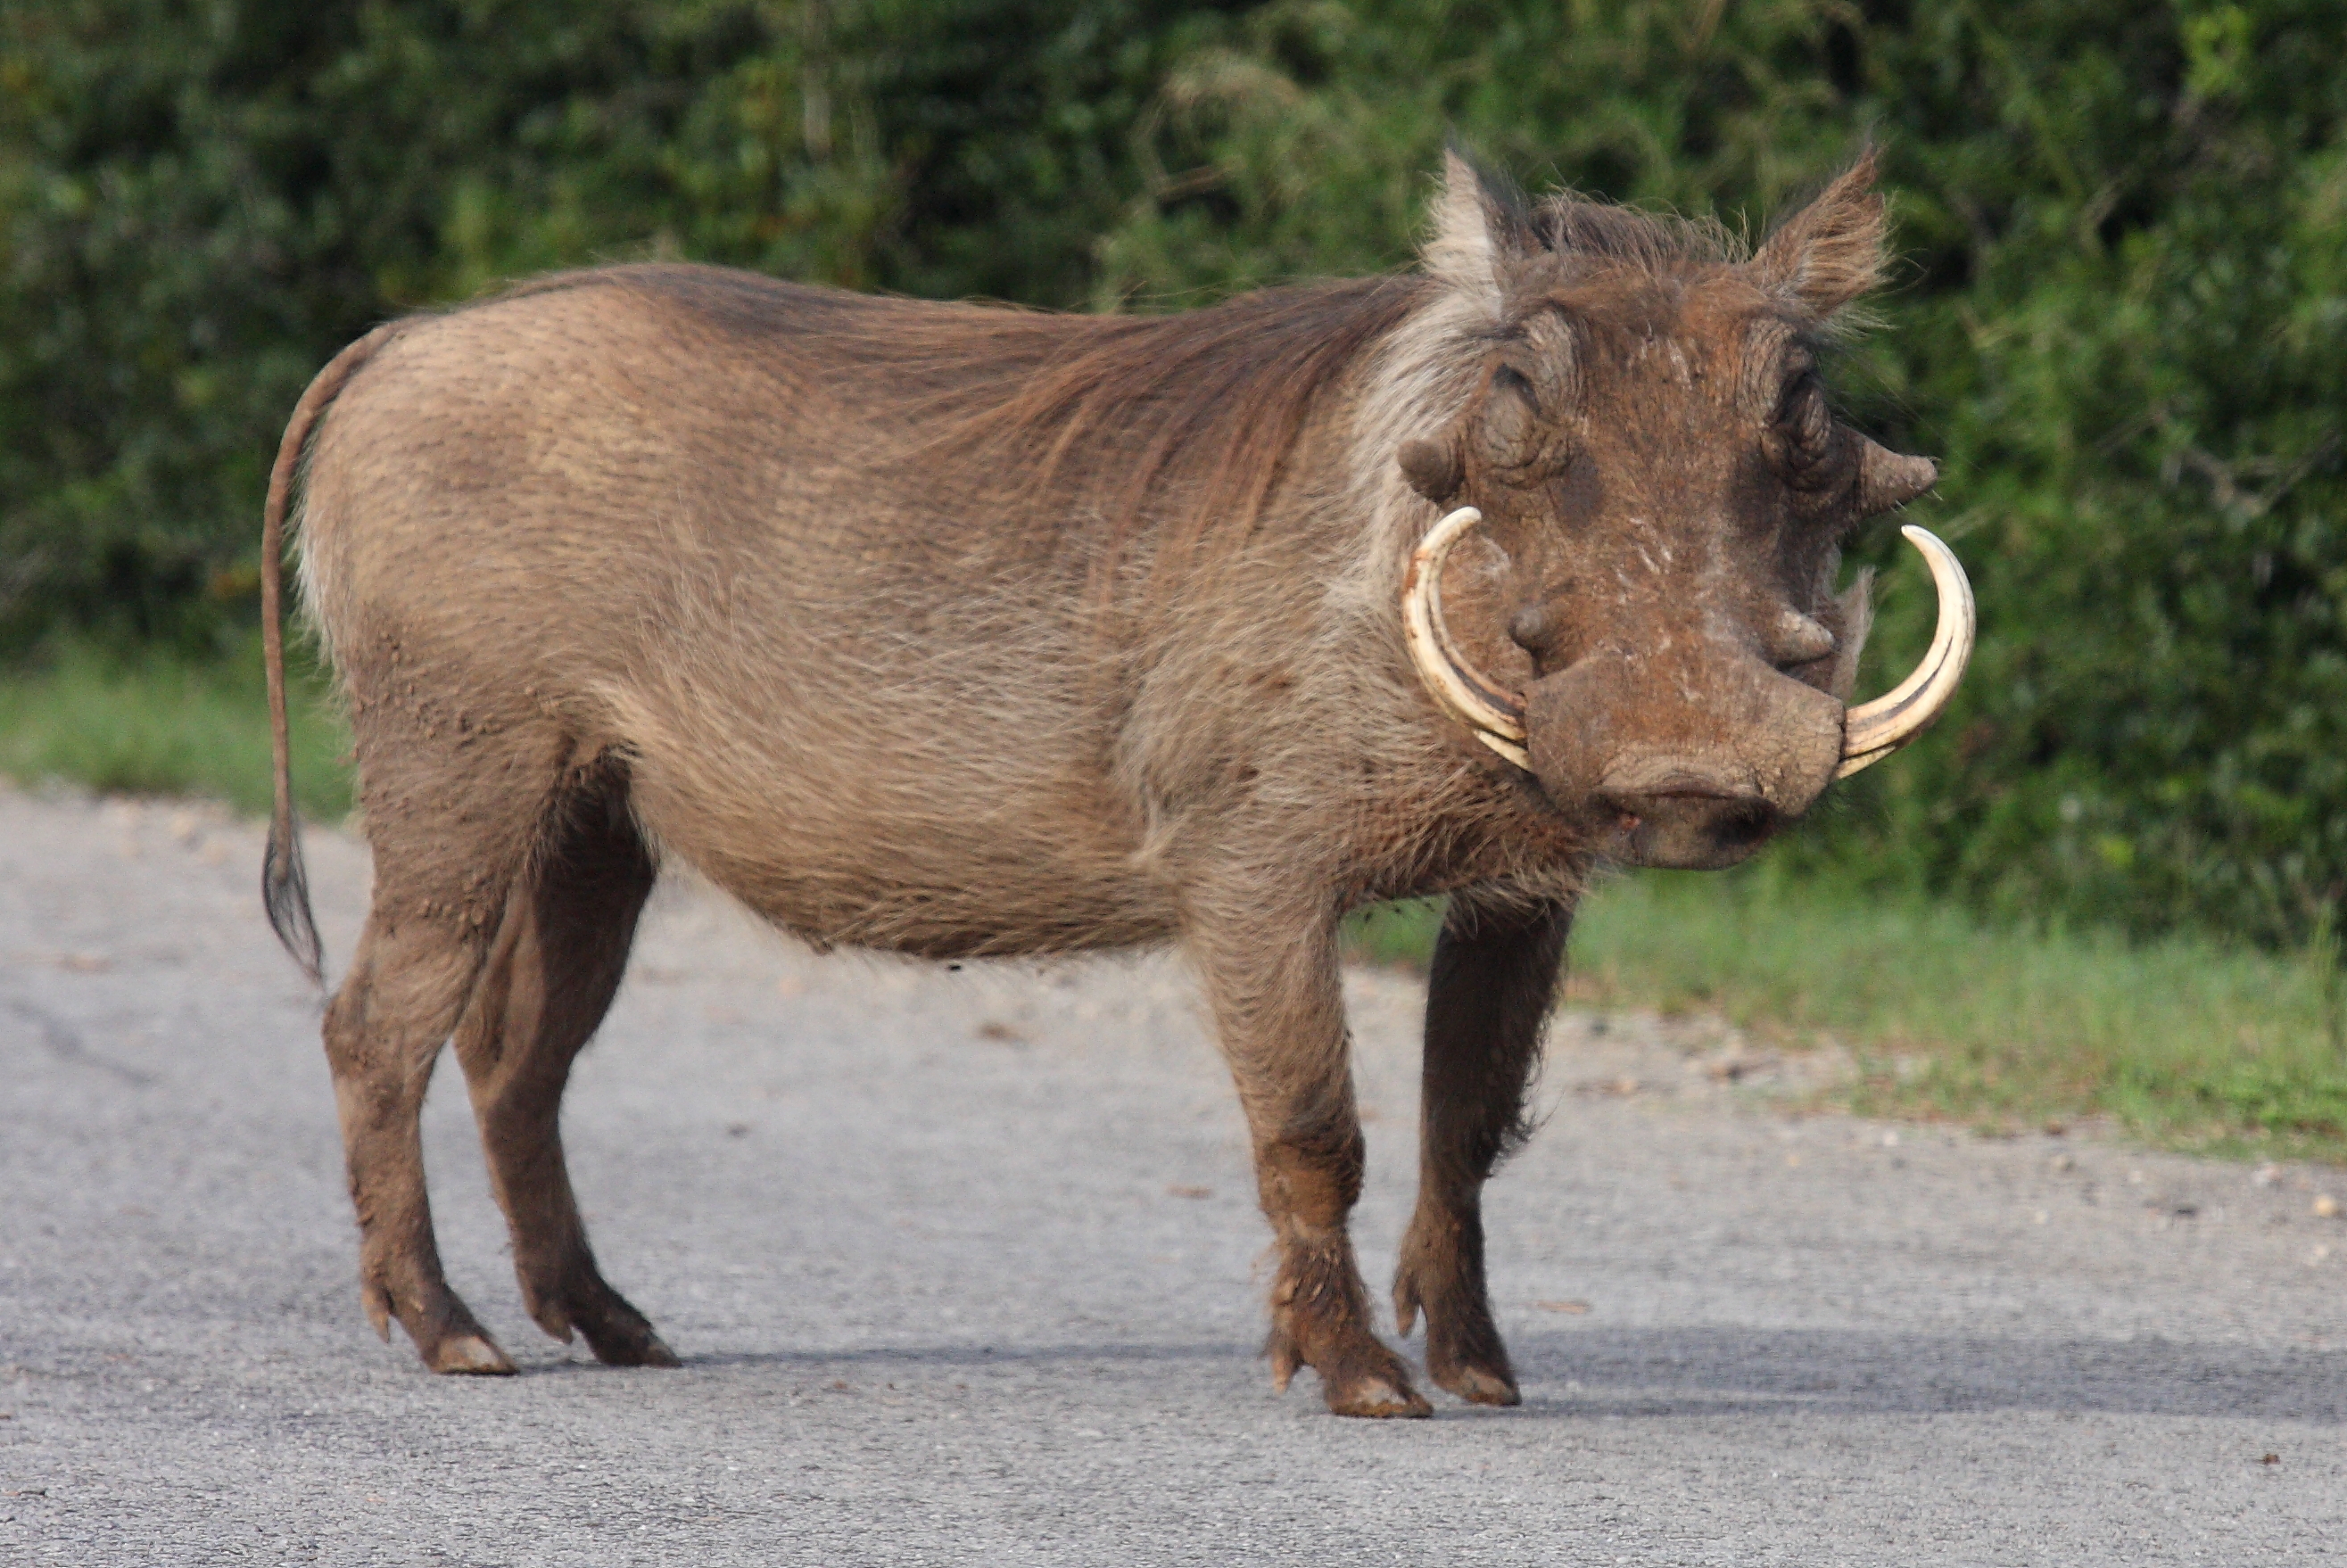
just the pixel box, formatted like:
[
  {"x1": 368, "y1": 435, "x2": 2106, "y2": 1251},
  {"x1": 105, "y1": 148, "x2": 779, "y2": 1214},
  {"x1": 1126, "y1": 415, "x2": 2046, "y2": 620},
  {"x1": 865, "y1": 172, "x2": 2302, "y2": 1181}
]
[{"x1": 4, "y1": 783, "x2": 2345, "y2": 1564}]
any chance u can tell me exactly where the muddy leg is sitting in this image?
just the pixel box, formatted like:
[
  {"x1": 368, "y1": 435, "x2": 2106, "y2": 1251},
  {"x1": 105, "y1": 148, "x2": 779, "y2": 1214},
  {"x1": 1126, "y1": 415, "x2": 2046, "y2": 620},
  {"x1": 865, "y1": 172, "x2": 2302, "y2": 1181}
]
[
  {"x1": 1188, "y1": 900, "x2": 1427, "y2": 1418},
  {"x1": 451, "y1": 773, "x2": 674, "y2": 1367},
  {"x1": 325, "y1": 898, "x2": 513, "y2": 1374},
  {"x1": 1393, "y1": 897, "x2": 1571, "y2": 1407}
]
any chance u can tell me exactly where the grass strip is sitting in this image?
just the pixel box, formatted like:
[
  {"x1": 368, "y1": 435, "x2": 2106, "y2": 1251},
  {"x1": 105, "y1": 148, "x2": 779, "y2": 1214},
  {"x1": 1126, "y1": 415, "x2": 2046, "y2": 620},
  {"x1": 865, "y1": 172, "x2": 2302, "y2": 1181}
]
[
  {"x1": 1348, "y1": 867, "x2": 2347, "y2": 1163},
  {"x1": 0, "y1": 639, "x2": 351, "y2": 820}
]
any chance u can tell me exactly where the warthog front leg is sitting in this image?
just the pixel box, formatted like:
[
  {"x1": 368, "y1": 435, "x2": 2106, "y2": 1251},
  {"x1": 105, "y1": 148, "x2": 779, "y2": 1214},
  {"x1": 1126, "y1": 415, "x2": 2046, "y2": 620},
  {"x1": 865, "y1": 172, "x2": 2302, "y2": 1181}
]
[
  {"x1": 1393, "y1": 897, "x2": 1571, "y2": 1406},
  {"x1": 1187, "y1": 895, "x2": 1428, "y2": 1418}
]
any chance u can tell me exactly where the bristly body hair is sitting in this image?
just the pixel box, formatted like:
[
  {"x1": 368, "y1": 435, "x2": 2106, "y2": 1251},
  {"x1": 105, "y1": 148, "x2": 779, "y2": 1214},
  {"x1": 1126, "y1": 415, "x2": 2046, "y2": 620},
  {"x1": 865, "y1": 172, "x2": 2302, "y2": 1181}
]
[{"x1": 845, "y1": 276, "x2": 1431, "y2": 572}]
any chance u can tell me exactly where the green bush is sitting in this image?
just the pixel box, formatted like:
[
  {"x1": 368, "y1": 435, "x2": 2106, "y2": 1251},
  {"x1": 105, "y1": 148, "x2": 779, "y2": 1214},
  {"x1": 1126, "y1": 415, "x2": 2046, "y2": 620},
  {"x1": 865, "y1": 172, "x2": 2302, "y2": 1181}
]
[{"x1": 5, "y1": 1, "x2": 2346, "y2": 947}]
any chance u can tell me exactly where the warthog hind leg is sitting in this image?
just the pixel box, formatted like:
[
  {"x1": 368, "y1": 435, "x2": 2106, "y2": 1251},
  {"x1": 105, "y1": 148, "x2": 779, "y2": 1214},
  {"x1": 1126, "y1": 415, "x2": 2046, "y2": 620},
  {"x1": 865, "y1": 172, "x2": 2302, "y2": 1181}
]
[
  {"x1": 325, "y1": 864, "x2": 522, "y2": 1374},
  {"x1": 323, "y1": 912, "x2": 512, "y2": 1373},
  {"x1": 1189, "y1": 894, "x2": 1429, "y2": 1418},
  {"x1": 451, "y1": 762, "x2": 674, "y2": 1367},
  {"x1": 1393, "y1": 897, "x2": 1572, "y2": 1406},
  {"x1": 323, "y1": 681, "x2": 598, "y2": 1375}
]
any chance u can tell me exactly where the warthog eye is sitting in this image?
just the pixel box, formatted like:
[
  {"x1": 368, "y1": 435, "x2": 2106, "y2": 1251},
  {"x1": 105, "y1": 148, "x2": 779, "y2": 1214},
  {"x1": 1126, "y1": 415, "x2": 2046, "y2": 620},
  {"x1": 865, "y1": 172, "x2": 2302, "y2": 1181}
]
[
  {"x1": 1478, "y1": 363, "x2": 1544, "y2": 473},
  {"x1": 1773, "y1": 375, "x2": 1840, "y2": 490}
]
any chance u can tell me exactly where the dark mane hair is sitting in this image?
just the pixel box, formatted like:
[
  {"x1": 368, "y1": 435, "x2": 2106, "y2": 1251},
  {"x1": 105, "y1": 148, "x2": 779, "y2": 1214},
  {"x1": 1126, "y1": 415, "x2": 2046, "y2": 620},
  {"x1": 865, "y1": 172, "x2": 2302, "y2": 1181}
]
[
  {"x1": 859, "y1": 276, "x2": 1430, "y2": 557},
  {"x1": 1452, "y1": 144, "x2": 1741, "y2": 279},
  {"x1": 1528, "y1": 194, "x2": 1742, "y2": 272}
]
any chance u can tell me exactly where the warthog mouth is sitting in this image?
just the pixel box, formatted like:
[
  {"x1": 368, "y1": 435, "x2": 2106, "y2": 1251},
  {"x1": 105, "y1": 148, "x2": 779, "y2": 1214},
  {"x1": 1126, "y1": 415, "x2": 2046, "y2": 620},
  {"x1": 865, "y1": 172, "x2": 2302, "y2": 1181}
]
[{"x1": 1595, "y1": 786, "x2": 1783, "y2": 871}]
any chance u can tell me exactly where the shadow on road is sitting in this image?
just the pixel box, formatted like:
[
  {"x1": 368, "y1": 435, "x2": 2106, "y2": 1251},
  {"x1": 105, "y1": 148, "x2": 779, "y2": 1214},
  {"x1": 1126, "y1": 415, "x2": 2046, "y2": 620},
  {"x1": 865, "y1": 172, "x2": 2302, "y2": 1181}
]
[
  {"x1": 585, "y1": 1325, "x2": 2347, "y2": 1426},
  {"x1": 673, "y1": 1340, "x2": 1244, "y2": 1374},
  {"x1": 1511, "y1": 1325, "x2": 2347, "y2": 1424}
]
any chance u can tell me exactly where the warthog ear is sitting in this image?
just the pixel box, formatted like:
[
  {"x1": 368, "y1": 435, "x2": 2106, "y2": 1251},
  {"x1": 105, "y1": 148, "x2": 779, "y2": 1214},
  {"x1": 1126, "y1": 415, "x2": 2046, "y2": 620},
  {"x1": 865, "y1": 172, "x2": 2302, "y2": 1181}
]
[
  {"x1": 1751, "y1": 149, "x2": 1888, "y2": 320},
  {"x1": 1425, "y1": 148, "x2": 1532, "y2": 317}
]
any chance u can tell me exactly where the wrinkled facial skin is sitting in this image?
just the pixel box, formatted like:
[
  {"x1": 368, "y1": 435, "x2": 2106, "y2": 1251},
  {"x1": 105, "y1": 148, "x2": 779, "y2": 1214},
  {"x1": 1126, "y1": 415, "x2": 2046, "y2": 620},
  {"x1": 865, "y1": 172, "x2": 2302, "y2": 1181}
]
[{"x1": 1404, "y1": 270, "x2": 1932, "y2": 870}]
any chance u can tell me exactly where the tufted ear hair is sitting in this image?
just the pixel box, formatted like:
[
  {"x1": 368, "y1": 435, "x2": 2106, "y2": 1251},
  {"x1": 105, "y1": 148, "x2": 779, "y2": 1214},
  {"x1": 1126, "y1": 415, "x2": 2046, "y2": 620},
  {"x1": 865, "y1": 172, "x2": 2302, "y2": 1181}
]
[
  {"x1": 1750, "y1": 150, "x2": 1889, "y2": 320},
  {"x1": 1424, "y1": 148, "x2": 1533, "y2": 318}
]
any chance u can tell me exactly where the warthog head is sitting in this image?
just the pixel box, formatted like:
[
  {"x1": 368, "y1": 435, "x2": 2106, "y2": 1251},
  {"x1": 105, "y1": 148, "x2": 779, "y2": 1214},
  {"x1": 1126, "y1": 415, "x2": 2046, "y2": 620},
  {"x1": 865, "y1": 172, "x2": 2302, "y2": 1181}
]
[{"x1": 1397, "y1": 152, "x2": 1971, "y2": 870}]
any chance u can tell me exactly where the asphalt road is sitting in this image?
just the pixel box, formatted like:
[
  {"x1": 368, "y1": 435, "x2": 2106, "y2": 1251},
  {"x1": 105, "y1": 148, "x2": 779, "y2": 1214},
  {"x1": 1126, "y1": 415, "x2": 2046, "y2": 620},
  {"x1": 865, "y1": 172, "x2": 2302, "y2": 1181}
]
[{"x1": 4, "y1": 782, "x2": 2346, "y2": 1564}]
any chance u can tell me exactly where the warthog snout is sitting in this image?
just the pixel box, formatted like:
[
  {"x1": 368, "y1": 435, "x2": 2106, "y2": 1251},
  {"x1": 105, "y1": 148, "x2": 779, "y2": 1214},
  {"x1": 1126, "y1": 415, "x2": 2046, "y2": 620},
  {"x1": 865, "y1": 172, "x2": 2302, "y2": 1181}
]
[{"x1": 1524, "y1": 650, "x2": 1845, "y2": 870}]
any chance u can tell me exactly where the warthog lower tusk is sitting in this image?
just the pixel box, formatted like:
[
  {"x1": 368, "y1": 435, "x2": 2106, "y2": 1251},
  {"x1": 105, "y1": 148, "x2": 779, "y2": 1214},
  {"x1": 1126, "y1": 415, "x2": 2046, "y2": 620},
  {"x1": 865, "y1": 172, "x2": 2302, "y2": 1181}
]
[
  {"x1": 1401, "y1": 507, "x2": 1532, "y2": 769},
  {"x1": 1402, "y1": 511, "x2": 1975, "y2": 781},
  {"x1": 1833, "y1": 524, "x2": 1975, "y2": 779}
]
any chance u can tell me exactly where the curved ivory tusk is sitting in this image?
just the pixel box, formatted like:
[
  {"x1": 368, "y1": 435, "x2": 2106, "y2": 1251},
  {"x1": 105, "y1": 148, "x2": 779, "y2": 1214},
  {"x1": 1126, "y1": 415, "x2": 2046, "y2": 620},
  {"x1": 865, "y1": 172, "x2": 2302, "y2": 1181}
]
[
  {"x1": 1835, "y1": 524, "x2": 1975, "y2": 779},
  {"x1": 1402, "y1": 507, "x2": 1532, "y2": 769}
]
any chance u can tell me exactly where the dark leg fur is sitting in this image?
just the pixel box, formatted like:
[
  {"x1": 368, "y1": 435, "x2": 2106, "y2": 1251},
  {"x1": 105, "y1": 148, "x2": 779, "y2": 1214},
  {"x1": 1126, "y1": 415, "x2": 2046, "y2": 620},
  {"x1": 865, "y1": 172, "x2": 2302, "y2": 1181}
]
[
  {"x1": 450, "y1": 770, "x2": 674, "y2": 1367},
  {"x1": 1188, "y1": 896, "x2": 1429, "y2": 1418},
  {"x1": 1393, "y1": 898, "x2": 1572, "y2": 1407}
]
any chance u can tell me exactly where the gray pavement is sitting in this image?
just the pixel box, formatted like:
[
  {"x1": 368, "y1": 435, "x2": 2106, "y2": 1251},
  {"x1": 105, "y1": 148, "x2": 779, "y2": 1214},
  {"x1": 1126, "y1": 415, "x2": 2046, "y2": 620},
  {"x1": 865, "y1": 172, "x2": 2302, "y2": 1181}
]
[{"x1": 4, "y1": 782, "x2": 2345, "y2": 1564}]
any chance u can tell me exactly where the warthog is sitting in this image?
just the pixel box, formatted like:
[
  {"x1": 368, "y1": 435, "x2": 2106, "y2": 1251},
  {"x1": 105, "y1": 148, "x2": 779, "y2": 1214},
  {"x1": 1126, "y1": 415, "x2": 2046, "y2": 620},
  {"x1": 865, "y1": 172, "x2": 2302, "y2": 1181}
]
[{"x1": 261, "y1": 150, "x2": 1970, "y2": 1416}]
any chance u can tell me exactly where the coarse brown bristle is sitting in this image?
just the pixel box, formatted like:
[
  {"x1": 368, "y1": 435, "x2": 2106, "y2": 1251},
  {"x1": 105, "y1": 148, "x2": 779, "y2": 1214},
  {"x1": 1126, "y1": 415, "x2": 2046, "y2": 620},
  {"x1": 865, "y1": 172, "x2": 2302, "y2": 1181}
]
[{"x1": 888, "y1": 277, "x2": 1430, "y2": 557}]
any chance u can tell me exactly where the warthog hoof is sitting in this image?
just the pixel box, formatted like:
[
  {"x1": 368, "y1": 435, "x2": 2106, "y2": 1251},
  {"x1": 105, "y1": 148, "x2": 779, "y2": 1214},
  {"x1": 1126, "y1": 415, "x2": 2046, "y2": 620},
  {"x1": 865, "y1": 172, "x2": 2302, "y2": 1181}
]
[
  {"x1": 1323, "y1": 1368, "x2": 1435, "y2": 1419},
  {"x1": 426, "y1": 1332, "x2": 518, "y2": 1376},
  {"x1": 581, "y1": 1322, "x2": 680, "y2": 1369},
  {"x1": 362, "y1": 1275, "x2": 517, "y2": 1375},
  {"x1": 525, "y1": 1276, "x2": 681, "y2": 1367},
  {"x1": 1269, "y1": 1323, "x2": 1434, "y2": 1418},
  {"x1": 1393, "y1": 1256, "x2": 1521, "y2": 1407},
  {"x1": 1432, "y1": 1360, "x2": 1520, "y2": 1407}
]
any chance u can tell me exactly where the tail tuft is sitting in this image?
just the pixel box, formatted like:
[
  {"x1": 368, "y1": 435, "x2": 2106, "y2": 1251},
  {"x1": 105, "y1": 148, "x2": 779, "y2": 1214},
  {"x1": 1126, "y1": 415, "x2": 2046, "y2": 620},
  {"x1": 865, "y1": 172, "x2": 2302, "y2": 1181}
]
[{"x1": 263, "y1": 807, "x2": 324, "y2": 986}]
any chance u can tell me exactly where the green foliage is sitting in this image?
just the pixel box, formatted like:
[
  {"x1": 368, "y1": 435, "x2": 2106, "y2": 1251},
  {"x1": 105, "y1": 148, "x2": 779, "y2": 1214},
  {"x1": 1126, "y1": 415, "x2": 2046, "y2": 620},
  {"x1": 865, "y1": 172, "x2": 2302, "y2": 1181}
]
[
  {"x1": 5, "y1": 0, "x2": 2347, "y2": 945},
  {"x1": 0, "y1": 635, "x2": 350, "y2": 817},
  {"x1": 1861, "y1": 1, "x2": 2347, "y2": 949}
]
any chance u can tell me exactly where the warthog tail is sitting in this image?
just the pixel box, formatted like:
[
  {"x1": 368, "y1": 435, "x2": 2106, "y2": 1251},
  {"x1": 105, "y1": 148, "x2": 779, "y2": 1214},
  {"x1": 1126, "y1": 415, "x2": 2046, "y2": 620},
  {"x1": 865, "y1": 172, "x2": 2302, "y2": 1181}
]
[{"x1": 261, "y1": 323, "x2": 401, "y2": 985}]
